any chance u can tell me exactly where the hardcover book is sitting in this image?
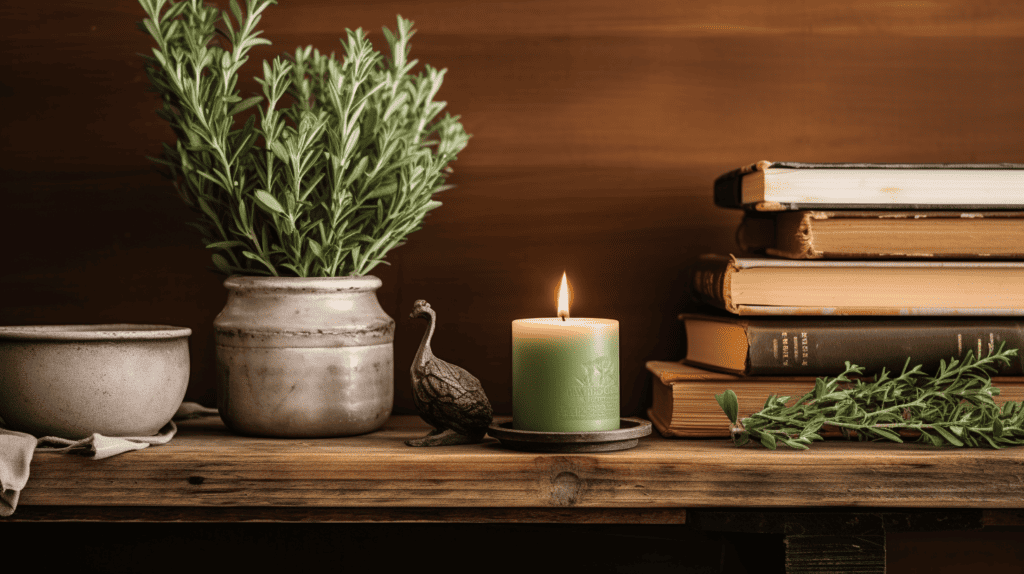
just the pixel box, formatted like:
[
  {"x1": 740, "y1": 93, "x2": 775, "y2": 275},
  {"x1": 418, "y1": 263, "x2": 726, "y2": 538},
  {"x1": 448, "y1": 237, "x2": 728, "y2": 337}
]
[
  {"x1": 646, "y1": 360, "x2": 1024, "y2": 438},
  {"x1": 691, "y1": 254, "x2": 1024, "y2": 316},
  {"x1": 679, "y1": 313, "x2": 1024, "y2": 376},
  {"x1": 736, "y1": 210, "x2": 1024, "y2": 260},
  {"x1": 713, "y1": 161, "x2": 1024, "y2": 211}
]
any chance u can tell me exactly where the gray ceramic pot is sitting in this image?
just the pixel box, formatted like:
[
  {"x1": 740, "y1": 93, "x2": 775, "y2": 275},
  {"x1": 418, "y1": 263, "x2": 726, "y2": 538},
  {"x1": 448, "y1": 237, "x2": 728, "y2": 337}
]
[
  {"x1": 214, "y1": 276, "x2": 394, "y2": 437},
  {"x1": 0, "y1": 324, "x2": 191, "y2": 439}
]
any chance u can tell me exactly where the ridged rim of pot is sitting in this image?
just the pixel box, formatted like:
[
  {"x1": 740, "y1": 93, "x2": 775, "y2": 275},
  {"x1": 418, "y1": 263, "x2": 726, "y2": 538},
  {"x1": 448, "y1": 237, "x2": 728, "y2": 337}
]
[
  {"x1": 224, "y1": 275, "x2": 383, "y2": 293},
  {"x1": 0, "y1": 324, "x2": 192, "y2": 341}
]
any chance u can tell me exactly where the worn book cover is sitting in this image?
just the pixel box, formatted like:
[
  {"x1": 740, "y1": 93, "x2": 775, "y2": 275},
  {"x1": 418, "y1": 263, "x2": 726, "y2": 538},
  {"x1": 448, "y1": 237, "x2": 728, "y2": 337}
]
[
  {"x1": 714, "y1": 160, "x2": 1024, "y2": 211},
  {"x1": 679, "y1": 313, "x2": 1024, "y2": 376},
  {"x1": 691, "y1": 254, "x2": 1024, "y2": 316},
  {"x1": 736, "y1": 210, "x2": 1024, "y2": 259},
  {"x1": 646, "y1": 360, "x2": 816, "y2": 437}
]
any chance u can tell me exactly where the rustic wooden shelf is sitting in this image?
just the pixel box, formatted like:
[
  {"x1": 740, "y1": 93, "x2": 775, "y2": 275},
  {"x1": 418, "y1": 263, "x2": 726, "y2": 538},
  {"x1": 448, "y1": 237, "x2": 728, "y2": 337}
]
[
  {"x1": 12, "y1": 415, "x2": 1024, "y2": 522},
  {"x1": 11, "y1": 414, "x2": 1023, "y2": 572}
]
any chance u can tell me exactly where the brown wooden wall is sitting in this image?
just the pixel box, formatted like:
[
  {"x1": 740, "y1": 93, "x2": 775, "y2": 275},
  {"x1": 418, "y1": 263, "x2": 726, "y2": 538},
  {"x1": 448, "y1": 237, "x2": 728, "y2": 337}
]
[
  {"x1": 2, "y1": 1, "x2": 1023, "y2": 569},
  {"x1": 1, "y1": 0, "x2": 1022, "y2": 420}
]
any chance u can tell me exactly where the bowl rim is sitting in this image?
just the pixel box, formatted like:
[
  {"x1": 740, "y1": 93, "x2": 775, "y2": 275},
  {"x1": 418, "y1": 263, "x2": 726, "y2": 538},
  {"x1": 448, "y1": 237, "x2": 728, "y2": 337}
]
[{"x1": 0, "y1": 324, "x2": 192, "y2": 341}]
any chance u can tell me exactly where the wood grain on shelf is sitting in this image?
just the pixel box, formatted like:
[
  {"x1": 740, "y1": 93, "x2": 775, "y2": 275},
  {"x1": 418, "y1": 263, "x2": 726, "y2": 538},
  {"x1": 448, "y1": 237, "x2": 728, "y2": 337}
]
[{"x1": 16, "y1": 416, "x2": 1024, "y2": 511}]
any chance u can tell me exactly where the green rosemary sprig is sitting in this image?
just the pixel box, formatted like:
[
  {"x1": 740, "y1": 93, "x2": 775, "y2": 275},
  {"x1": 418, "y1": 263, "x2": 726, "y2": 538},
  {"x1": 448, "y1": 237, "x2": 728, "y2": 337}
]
[
  {"x1": 715, "y1": 344, "x2": 1023, "y2": 449},
  {"x1": 137, "y1": 0, "x2": 469, "y2": 277}
]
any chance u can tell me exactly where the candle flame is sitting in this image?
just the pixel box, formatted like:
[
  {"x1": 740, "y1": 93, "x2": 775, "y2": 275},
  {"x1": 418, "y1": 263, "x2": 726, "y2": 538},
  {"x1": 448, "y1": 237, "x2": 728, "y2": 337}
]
[{"x1": 557, "y1": 272, "x2": 570, "y2": 320}]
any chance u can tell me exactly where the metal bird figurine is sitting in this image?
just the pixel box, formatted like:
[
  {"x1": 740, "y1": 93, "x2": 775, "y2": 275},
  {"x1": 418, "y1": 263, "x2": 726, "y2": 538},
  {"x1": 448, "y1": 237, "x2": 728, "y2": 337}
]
[{"x1": 406, "y1": 300, "x2": 493, "y2": 447}]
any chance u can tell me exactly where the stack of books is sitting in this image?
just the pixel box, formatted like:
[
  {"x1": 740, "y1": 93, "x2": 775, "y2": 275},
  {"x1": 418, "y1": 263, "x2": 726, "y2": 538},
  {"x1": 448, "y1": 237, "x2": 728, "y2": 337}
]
[{"x1": 649, "y1": 160, "x2": 1024, "y2": 437}]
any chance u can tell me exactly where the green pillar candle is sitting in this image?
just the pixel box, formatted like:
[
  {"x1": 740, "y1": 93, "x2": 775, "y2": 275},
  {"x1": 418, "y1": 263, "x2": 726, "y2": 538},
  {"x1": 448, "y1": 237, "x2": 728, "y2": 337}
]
[{"x1": 512, "y1": 318, "x2": 620, "y2": 432}]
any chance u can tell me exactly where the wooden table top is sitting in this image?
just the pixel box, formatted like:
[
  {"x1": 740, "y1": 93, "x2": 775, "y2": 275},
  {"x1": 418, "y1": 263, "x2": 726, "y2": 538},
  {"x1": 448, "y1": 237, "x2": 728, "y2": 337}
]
[{"x1": 15, "y1": 415, "x2": 1023, "y2": 519}]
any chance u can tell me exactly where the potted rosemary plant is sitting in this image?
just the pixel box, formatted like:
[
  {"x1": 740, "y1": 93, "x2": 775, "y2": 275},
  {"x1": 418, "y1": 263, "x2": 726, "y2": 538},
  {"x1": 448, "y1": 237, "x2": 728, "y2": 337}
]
[{"x1": 138, "y1": 0, "x2": 469, "y2": 436}]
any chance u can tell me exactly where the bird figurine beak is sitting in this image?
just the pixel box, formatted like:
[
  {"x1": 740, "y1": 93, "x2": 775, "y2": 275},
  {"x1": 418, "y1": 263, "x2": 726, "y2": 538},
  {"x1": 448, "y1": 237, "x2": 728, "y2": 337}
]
[{"x1": 410, "y1": 300, "x2": 431, "y2": 319}]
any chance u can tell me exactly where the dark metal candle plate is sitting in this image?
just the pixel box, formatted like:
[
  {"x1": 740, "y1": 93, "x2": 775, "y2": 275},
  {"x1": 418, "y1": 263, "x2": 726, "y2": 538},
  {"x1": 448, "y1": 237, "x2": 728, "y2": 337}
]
[{"x1": 487, "y1": 417, "x2": 652, "y2": 453}]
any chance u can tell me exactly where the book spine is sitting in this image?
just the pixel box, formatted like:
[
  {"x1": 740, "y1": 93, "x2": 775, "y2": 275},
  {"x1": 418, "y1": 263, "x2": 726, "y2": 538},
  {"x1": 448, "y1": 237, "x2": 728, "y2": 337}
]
[
  {"x1": 734, "y1": 214, "x2": 772, "y2": 255},
  {"x1": 690, "y1": 257, "x2": 733, "y2": 313},
  {"x1": 737, "y1": 212, "x2": 815, "y2": 259},
  {"x1": 712, "y1": 168, "x2": 745, "y2": 209},
  {"x1": 745, "y1": 322, "x2": 1024, "y2": 375}
]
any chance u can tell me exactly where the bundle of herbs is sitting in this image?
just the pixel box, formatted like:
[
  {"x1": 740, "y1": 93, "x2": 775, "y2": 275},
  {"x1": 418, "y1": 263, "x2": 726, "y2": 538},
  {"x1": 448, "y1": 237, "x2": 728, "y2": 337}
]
[
  {"x1": 715, "y1": 344, "x2": 1024, "y2": 449},
  {"x1": 138, "y1": 0, "x2": 469, "y2": 276}
]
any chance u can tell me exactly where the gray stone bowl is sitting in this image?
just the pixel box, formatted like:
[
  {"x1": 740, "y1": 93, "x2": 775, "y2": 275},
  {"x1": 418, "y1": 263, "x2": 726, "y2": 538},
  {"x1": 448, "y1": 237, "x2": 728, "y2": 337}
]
[{"x1": 0, "y1": 324, "x2": 191, "y2": 439}]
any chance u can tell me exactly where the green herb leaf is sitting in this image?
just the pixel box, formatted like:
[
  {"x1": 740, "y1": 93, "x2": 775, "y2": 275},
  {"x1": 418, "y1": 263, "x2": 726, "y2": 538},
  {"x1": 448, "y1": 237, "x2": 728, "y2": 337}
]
[
  {"x1": 870, "y1": 428, "x2": 903, "y2": 443},
  {"x1": 211, "y1": 253, "x2": 233, "y2": 274},
  {"x1": 715, "y1": 390, "x2": 739, "y2": 424},
  {"x1": 206, "y1": 240, "x2": 247, "y2": 250},
  {"x1": 306, "y1": 238, "x2": 323, "y2": 257},
  {"x1": 779, "y1": 437, "x2": 809, "y2": 450},
  {"x1": 254, "y1": 190, "x2": 286, "y2": 215},
  {"x1": 934, "y1": 426, "x2": 964, "y2": 446},
  {"x1": 229, "y1": 95, "x2": 264, "y2": 116},
  {"x1": 364, "y1": 179, "x2": 398, "y2": 201}
]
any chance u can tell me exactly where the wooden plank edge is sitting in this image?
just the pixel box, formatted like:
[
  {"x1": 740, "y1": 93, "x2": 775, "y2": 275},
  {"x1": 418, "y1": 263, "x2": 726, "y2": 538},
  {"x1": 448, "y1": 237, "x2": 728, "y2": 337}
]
[{"x1": 2, "y1": 506, "x2": 687, "y2": 524}]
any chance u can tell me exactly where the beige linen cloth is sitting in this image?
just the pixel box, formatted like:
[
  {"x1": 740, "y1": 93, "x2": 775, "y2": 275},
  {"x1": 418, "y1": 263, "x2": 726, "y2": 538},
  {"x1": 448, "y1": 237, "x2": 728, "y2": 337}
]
[{"x1": 0, "y1": 402, "x2": 218, "y2": 517}]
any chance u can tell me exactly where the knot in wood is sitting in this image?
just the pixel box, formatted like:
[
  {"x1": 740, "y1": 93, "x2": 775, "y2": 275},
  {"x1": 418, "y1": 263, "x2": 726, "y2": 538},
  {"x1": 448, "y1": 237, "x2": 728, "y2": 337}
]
[{"x1": 550, "y1": 471, "x2": 585, "y2": 506}]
